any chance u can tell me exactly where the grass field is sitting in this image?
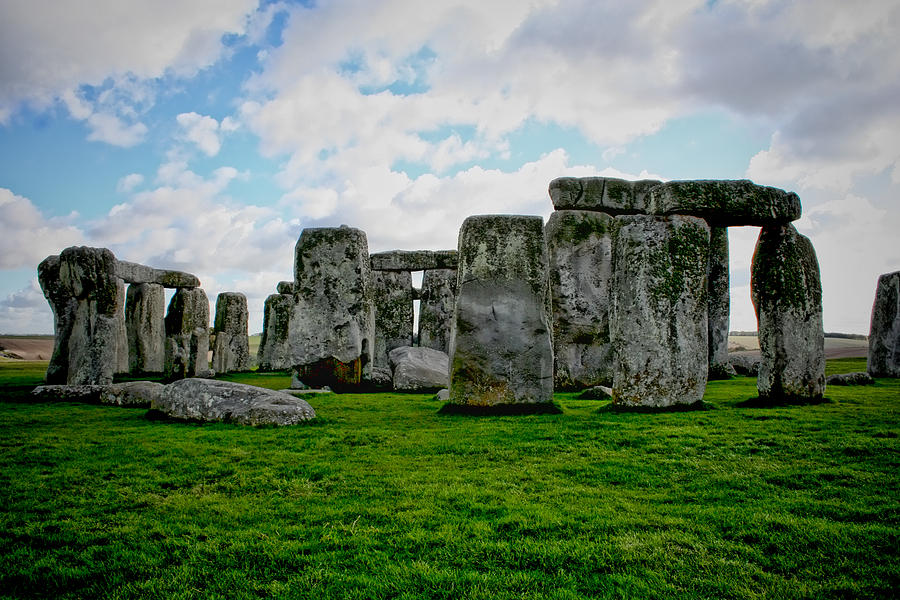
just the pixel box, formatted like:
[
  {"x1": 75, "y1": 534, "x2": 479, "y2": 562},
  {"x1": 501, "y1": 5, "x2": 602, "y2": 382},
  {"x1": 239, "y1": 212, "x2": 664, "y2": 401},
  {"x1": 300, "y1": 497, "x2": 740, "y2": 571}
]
[{"x1": 0, "y1": 359, "x2": 897, "y2": 599}]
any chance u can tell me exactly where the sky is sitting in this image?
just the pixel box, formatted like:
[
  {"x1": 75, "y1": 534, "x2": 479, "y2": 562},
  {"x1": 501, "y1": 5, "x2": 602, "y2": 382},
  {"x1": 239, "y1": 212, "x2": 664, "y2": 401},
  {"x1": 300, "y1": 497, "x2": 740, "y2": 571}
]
[{"x1": 1, "y1": 0, "x2": 898, "y2": 336}]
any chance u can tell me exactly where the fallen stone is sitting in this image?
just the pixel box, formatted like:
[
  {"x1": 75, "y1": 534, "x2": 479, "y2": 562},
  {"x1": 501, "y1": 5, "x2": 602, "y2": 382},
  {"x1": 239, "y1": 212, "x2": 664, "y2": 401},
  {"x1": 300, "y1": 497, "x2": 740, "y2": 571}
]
[
  {"x1": 211, "y1": 292, "x2": 251, "y2": 374},
  {"x1": 418, "y1": 269, "x2": 457, "y2": 354},
  {"x1": 826, "y1": 372, "x2": 875, "y2": 386},
  {"x1": 164, "y1": 287, "x2": 212, "y2": 379},
  {"x1": 577, "y1": 385, "x2": 613, "y2": 400},
  {"x1": 370, "y1": 250, "x2": 458, "y2": 271},
  {"x1": 611, "y1": 215, "x2": 710, "y2": 407},
  {"x1": 707, "y1": 226, "x2": 732, "y2": 379},
  {"x1": 648, "y1": 180, "x2": 802, "y2": 226},
  {"x1": 372, "y1": 270, "x2": 414, "y2": 369},
  {"x1": 867, "y1": 270, "x2": 900, "y2": 377},
  {"x1": 126, "y1": 283, "x2": 166, "y2": 374},
  {"x1": 729, "y1": 353, "x2": 761, "y2": 376},
  {"x1": 365, "y1": 366, "x2": 394, "y2": 391},
  {"x1": 280, "y1": 388, "x2": 333, "y2": 397},
  {"x1": 116, "y1": 260, "x2": 200, "y2": 288},
  {"x1": 100, "y1": 381, "x2": 166, "y2": 407},
  {"x1": 31, "y1": 384, "x2": 104, "y2": 402},
  {"x1": 549, "y1": 177, "x2": 661, "y2": 214},
  {"x1": 389, "y1": 346, "x2": 449, "y2": 392},
  {"x1": 545, "y1": 210, "x2": 615, "y2": 389},
  {"x1": 432, "y1": 389, "x2": 449, "y2": 402},
  {"x1": 751, "y1": 224, "x2": 825, "y2": 400},
  {"x1": 151, "y1": 378, "x2": 316, "y2": 425},
  {"x1": 257, "y1": 293, "x2": 293, "y2": 371},
  {"x1": 449, "y1": 215, "x2": 554, "y2": 406}
]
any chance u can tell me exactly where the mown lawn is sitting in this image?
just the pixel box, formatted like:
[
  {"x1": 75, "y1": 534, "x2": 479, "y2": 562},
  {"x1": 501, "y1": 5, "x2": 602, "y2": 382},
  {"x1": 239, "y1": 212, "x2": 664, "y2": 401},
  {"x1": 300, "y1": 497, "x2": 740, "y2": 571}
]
[{"x1": 0, "y1": 359, "x2": 897, "y2": 599}]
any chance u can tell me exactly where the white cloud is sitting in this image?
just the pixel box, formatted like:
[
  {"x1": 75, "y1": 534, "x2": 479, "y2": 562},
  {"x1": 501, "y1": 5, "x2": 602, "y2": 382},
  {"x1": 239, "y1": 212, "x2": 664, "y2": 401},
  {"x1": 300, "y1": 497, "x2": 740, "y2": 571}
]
[
  {"x1": 177, "y1": 112, "x2": 227, "y2": 156},
  {"x1": 0, "y1": 188, "x2": 84, "y2": 269},
  {"x1": 117, "y1": 173, "x2": 145, "y2": 194},
  {"x1": 85, "y1": 112, "x2": 149, "y2": 147},
  {"x1": 0, "y1": 279, "x2": 53, "y2": 335}
]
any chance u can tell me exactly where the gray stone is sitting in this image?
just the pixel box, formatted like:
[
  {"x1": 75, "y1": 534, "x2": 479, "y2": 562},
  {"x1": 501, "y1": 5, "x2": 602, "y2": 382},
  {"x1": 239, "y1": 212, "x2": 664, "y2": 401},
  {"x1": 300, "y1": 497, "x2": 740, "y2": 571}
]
[
  {"x1": 57, "y1": 246, "x2": 121, "y2": 385},
  {"x1": 126, "y1": 283, "x2": 165, "y2": 374},
  {"x1": 211, "y1": 292, "x2": 251, "y2": 374},
  {"x1": 826, "y1": 372, "x2": 875, "y2": 386},
  {"x1": 372, "y1": 270, "x2": 414, "y2": 369},
  {"x1": 418, "y1": 269, "x2": 457, "y2": 354},
  {"x1": 366, "y1": 366, "x2": 394, "y2": 391},
  {"x1": 276, "y1": 281, "x2": 294, "y2": 295},
  {"x1": 729, "y1": 353, "x2": 760, "y2": 376},
  {"x1": 164, "y1": 287, "x2": 212, "y2": 379},
  {"x1": 545, "y1": 210, "x2": 615, "y2": 389},
  {"x1": 751, "y1": 224, "x2": 825, "y2": 400},
  {"x1": 577, "y1": 385, "x2": 613, "y2": 400},
  {"x1": 31, "y1": 384, "x2": 104, "y2": 402},
  {"x1": 114, "y1": 278, "x2": 129, "y2": 376},
  {"x1": 610, "y1": 215, "x2": 710, "y2": 407},
  {"x1": 151, "y1": 378, "x2": 316, "y2": 425},
  {"x1": 648, "y1": 180, "x2": 802, "y2": 226},
  {"x1": 389, "y1": 346, "x2": 449, "y2": 392},
  {"x1": 100, "y1": 381, "x2": 166, "y2": 407},
  {"x1": 549, "y1": 177, "x2": 661, "y2": 214},
  {"x1": 448, "y1": 215, "x2": 554, "y2": 406},
  {"x1": 38, "y1": 254, "x2": 76, "y2": 384},
  {"x1": 291, "y1": 226, "x2": 374, "y2": 390},
  {"x1": 370, "y1": 250, "x2": 458, "y2": 271},
  {"x1": 257, "y1": 293, "x2": 293, "y2": 371},
  {"x1": 116, "y1": 260, "x2": 200, "y2": 288},
  {"x1": 433, "y1": 388, "x2": 449, "y2": 402},
  {"x1": 867, "y1": 271, "x2": 900, "y2": 377},
  {"x1": 707, "y1": 226, "x2": 734, "y2": 379}
]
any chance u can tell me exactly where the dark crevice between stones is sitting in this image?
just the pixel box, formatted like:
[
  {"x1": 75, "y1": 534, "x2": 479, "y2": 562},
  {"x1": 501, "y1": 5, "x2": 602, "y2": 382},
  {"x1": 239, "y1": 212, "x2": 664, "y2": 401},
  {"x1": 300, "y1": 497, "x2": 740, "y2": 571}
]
[
  {"x1": 598, "y1": 400, "x2": 710, "y2": 414},
  {"x1": 438, "y1": 402, "x2": 563, "y2": 416}
]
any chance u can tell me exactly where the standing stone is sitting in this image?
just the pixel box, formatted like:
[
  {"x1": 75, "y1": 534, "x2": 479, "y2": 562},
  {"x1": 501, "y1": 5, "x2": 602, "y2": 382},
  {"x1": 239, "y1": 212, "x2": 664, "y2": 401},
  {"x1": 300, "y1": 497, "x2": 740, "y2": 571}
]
[
  {"x1": 372, "y1": 270, "x2": 414, "y2": 369},
  {"x1": 448, "y1": 215, "x2": 554, "y2": 406},
  {"x1": 57, "y1": 246, "x2": 122, "y2": 385},
  {"x1": 211, "y1": 292, "x2": 251, "y2": 374},
  {"x1": 38, "y1": 255, "x2": 77, "y2": 384},
  {"x1": 751, "y1": 224, "x2": 825, "y2": 400},
  {"x1": 164, "y1": 287, "x2": 211, "y2": 379},
  {"x1": 707, "y1": 226, "x2": 734, "y2": 379},
  {"x1": 867, "y1": 271, "x2": 900, "y2": 377},
  {"x1": 290, "y1": 226, "x2": 374, "y2": 390},
  {"x1": 114, "y1": 278, "x2": 129, "y2": 375},
  {"x1": 418, "y1": 269, "x2": 458, "y2": 354},
  {"x1": 611, "y1": 215, "x2": 710, "y2": 407},
  {"x1": 545, "y1": 210, "x2": 616, "y2": 390},
  {"x1": 258, "y1": 293, "x2": 293, "y2": 371},
  {"x1": 125, "y1": 283, "x2": 165, "y2": 374}
]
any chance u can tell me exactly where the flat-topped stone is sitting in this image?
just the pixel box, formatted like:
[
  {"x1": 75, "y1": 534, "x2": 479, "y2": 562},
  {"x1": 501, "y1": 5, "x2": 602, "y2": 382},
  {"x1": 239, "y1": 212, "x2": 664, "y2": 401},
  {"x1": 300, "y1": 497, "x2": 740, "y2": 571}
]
[
  {"x1": 370, "y1": 250, "x2": 458, "y2": 271},
  {"x1": 648, "y1": 179, "x2": 801, "y2": 226},
  {"x1": 116, "y1": 260, "x2": 200, "y2": 288},
  {"x1": 867, "y1": 271, "x2": 900, "y2": 377},
  {"x1": 549, "y1": 177, "x2": 662, "y2": 214}
]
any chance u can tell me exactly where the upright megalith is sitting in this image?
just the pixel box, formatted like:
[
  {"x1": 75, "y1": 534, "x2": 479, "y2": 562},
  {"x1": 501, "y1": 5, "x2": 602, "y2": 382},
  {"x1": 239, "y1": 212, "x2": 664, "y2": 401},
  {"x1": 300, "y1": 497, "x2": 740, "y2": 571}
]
[
  {"x1": 258, "y1": 293, "x2": 293, "y2": 371},
  {"x1": 418, "y1": 269, "x2": 457, "y2": 354},
  {"x1": 164, "y1": 287, "x2": 211, "y2": 379},
  {"x1": 38, "y1": 255, "x2": 77, "y2": 384},
  {"x1": 545, "y1": 210, "x2": 616, "y2": 389},
  {"x1": 291, "y1": 226, "x2": 375, "y2": 390},
  {"x1": 57, "y1": 246, "x2": 122, "y2": 385},
  {"x1": 211, "y1": 292, "x2": 251, "y2": 374},
  {"x1": 448, "y1": 215, "x2": 554, "y2": 407},
  {"x1": 372, "y1": 270, "x2": 414, "y2": 369},
  {"x1": 125, "y1": 283, "x2": 165, "y2": 374},
  {"x1": 867, "y1": 271, "x2": 900, "y2": 377},
  {"x1": 751, "y1": 224, "x2": 825, "y2": 400},
  {"x1": 707, "y1": 226, "x2": 734, "y2": 379},
  {"x1": 611, "y1": 215, "x2": 710, "y2": 407}
]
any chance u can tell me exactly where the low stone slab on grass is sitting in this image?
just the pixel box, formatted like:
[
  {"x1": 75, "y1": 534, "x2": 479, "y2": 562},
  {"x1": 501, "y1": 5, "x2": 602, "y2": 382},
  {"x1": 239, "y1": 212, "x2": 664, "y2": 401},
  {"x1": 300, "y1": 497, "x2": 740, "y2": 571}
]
[
  {"x1": 31, "y1": 384, "x2": 105, "y2": 402},
  {"x1": 389, "y1": 346, "x2": 449, "y2": 392},
  {"x1": 100, "y1": 381, "x2": 166, "y2": 407},
  {"x1": 826, "y1": 372, "x2": 875, "y2": 386}
]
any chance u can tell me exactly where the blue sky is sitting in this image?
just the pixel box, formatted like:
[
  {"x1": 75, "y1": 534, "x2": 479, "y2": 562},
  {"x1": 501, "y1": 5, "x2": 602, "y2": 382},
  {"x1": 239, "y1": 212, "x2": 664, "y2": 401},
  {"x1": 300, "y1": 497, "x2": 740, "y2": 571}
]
[{"x1": 1, "y1": 0, "x2": 898, "y2": 335}]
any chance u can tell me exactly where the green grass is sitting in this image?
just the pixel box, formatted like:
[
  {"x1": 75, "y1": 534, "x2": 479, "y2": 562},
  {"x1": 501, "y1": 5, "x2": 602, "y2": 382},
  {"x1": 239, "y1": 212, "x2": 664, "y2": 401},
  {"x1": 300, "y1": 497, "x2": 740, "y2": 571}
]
[{"x1": 0, "y1": 360, "x2": 897, "y2": 599}]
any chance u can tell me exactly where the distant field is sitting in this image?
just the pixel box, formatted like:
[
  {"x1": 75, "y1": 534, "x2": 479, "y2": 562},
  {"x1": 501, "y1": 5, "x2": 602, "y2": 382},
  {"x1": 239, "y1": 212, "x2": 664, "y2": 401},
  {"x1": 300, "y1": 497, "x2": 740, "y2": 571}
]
[{"x1": 728, "y1": 334, "x2": 869, "y2": 359}]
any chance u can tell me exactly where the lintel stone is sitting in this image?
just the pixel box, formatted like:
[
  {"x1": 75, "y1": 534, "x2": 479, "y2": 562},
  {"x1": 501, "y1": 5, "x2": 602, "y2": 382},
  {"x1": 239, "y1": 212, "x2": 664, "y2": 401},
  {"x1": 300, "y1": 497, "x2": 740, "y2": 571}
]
[
  {"x1": 370, "y1": 250, "x2": 458, "y2": 271},
  {"x1": 116, "y1": 260, "x2": 200, "y2": 288}
]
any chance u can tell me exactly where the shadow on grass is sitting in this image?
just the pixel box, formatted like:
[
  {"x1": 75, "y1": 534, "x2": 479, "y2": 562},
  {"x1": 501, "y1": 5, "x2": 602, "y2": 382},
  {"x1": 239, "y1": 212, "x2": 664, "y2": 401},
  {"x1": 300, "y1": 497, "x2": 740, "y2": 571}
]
[
  {"x1": 438, "y1": 402, "x2": 563, "y2": 416},
  {"x1": 736, "y1": 396, "x2": 832, "y2": 408},
  {"x1": 144, "y1": 408, "x2": 327, "y2": 427},
  {"x1": 596, "y1": 400, "x2": 710, "y2": 414}
]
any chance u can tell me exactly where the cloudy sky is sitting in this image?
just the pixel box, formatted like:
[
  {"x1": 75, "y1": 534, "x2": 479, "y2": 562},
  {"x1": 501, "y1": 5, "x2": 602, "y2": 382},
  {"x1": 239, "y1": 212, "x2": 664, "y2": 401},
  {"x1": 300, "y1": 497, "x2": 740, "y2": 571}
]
[{"x1": 1, "y1": 0, "x2": 898, "y2": 335}]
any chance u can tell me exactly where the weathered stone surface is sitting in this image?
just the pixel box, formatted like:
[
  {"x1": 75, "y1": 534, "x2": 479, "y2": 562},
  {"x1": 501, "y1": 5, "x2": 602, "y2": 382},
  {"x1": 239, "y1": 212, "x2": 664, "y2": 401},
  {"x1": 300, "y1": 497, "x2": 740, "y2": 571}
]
[
  {"x1": 366, "y1": 366, "x2": 394, "y2": 391},
  {"x1": 372, "y1": 270, "x2": 414, "y2": 369},
  {"x1": 291, "y1": 226, "x2": 374, "y2": 390},
  {"x1": 257, "y1": 293, "x2": 293, "y2": 371},
  {"x1": 545, "y1": 210, "x2": 615, "y2": 389},
  {"x1": 867, "y1": 271, "x2": 900, "y2": 377},
  {"x1": 707, "y1": 226, "x2": 734, "y2": 379},
  {"x1": 418, "y1": 269, "x2": 457, "y2": 354},
  {"x1": 448, "y1": 215, "x2": 554, "y2": 406},
  {"x1": 577, "y1": 385, "x2": 613, "y2": 400},
  {"x1": 370, "y1": 250, "x2": 458, "y2": 271},
  {"x1": 389, "y1": 346, "x2": 449, "y2": 391},
  {"x1": 549, "y1": 177, "x2": 661, "y2": 214},
  {"x1": 433, "y1": 388, "x2": 449, "y2": 402},
  {"x1": 826, "y1": 372, "x2": 875, "y2": 386},
  {"x1": 751, "y1": 224, "x2": 825, "y2": 400},
  {"x1": 57, "y1": 246, "x2": 121, "y2": 385},
  {"x1": 211, "y1": 292, "x2": 251, "y2": 374},
  {"x1": 31, "y1": 384, "x2": 104, "y2": 402},
  {"x1": 648, "y1": 180, "x2": 801, "y2": 226},
  {"x1": 611, "y1": 215, "x2": 710, "y2": 407},
  {"x1": 38, "y1": 255, "x2": 76, "y2": 384},
  {"x1": 276, "y1": 281, "x2": 294, "y2": 295},
  {"x1": 100, "y1": 381, "x2": 166, "y2": 407},
  {"x1": 151, "y1": 378, "x2": 316, "y2": 425},
  {"x1": 114, "y1": 278, "x2": 129, "y2": 376},
  {"x1": 116, "y1": 260, "x2": 200, "y2": 288},
  {"x1": 164, "y1": 287, "x2": 212, "y2": 379},
  {"x1": 126, "y1": 283, "x2": 165, "y2": 374},
  {"x1": 729, "y1": 353, "x2": 760, "y2": 376}
]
